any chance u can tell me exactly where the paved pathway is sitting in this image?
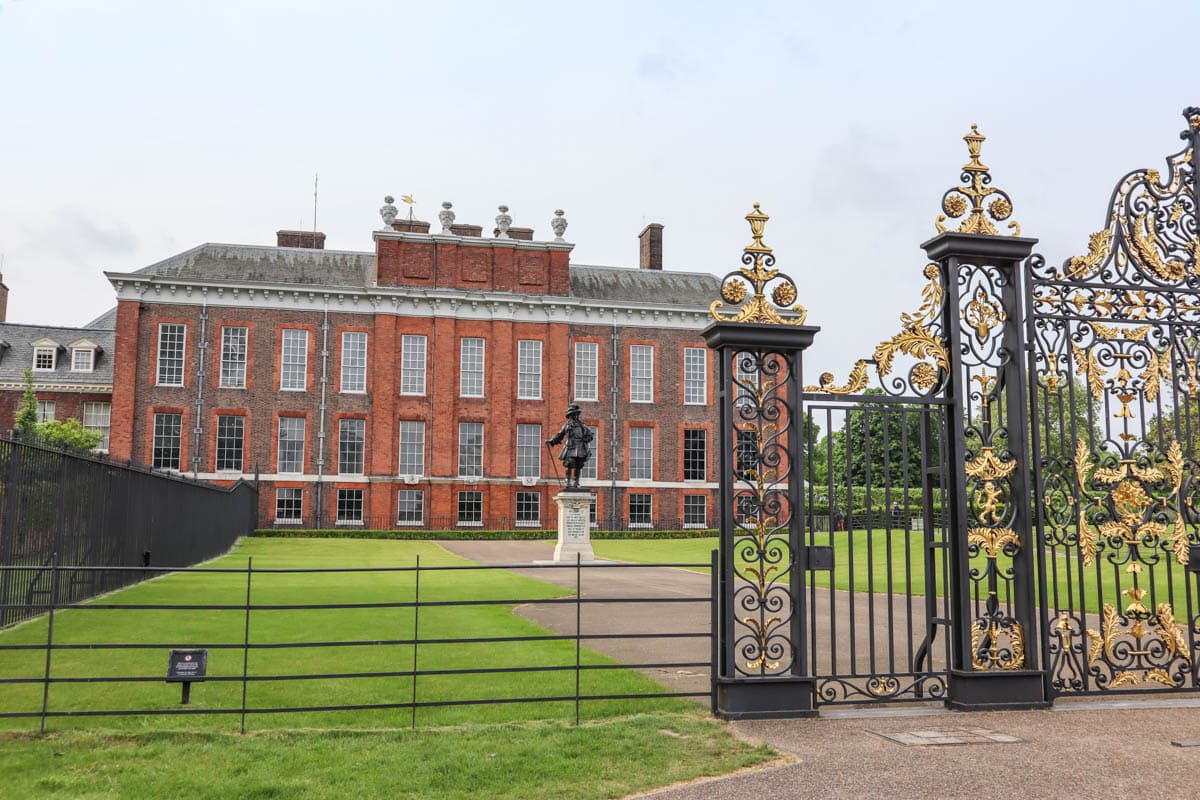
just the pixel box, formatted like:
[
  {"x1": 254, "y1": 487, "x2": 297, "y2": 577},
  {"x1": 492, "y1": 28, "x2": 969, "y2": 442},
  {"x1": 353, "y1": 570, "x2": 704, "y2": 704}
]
[{"x1": 439, "y1": 541, "x2": 1200, "y2": 798}]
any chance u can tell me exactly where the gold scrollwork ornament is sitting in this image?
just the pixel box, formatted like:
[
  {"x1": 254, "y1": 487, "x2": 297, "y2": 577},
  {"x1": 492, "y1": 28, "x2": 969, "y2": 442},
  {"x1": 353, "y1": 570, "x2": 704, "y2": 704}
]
[
  {"x1": 933, "y1": 125, "x2": 1022, "y2": 237},
  {"x1": 710, "y1": 204, "x2": 808, "y2": 326}
]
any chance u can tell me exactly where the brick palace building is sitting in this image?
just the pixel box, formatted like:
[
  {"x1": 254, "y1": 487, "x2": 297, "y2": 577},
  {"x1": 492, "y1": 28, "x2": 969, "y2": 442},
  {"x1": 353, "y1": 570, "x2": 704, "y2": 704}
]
[{"x1": 103, "y1": 202, "x2": 722, "y2": 530}]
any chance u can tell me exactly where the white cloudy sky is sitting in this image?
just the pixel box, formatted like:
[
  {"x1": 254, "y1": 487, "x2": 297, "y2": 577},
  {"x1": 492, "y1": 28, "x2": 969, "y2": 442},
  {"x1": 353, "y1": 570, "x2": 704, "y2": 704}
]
[{"x1": 1, "y1": 0, "x2": 1197, "y2": 379}]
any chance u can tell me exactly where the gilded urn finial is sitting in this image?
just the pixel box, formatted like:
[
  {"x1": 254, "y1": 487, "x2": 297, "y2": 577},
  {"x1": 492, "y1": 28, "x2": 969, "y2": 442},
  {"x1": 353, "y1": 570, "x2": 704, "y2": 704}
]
[
  {"x1": 935, "y1": 124, "x2": 1021, "y2": 237},
  {"x1": 710, "y1": 203, "x2": 808, "y2": 325}
]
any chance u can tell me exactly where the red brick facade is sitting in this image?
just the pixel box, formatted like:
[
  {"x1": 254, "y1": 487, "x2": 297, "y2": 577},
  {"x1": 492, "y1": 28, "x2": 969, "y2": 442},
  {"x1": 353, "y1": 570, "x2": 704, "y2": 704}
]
[{"x1": 107, "y1": 223, "x2": 721, "y2": 530}]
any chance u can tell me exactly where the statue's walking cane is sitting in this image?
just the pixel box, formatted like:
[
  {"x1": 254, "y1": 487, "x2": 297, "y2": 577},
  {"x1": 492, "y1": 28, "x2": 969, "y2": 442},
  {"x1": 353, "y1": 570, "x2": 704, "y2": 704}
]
[{"x1": 545, "y1": 442, "x2": 565, "y2": 487}]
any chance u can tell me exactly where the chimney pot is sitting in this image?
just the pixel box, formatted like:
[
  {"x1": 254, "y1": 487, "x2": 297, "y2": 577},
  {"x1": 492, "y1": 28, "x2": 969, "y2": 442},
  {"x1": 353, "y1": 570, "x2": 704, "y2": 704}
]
[{"x1": 639, "y1": 223, "x2": 664, "y2": 270}]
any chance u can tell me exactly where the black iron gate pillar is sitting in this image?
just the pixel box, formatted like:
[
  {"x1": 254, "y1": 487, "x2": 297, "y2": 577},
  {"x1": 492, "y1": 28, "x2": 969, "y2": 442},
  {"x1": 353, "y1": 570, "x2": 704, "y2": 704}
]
[
  {"x1": 921, "y1": 125, "x2": 1047, "y2": 709},
  {"x1": 703, "y1": 205, "x2": 820, "y2": 718}
]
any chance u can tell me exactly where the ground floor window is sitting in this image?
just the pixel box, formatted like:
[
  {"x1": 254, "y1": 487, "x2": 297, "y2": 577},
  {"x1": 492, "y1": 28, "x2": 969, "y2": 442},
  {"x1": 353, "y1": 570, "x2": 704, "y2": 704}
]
[
  {"x1": 153, "y1": 412, "x2": 182, "y2": 470},
  {"x1": 683, "y1": 495, "x2": 707, "y2": 528},
  {"x1": 337, "y1": 489, "x2": 364, "y2": 525},
  {"x1": 276, "y1": 488, "x2": 302, "y2": 523},
  {"x1": 628, "y1": 493, "x2": 652, "y2": 527},
  {"x1": 397, "y1": 490, "x2": 424, "y2": 526},
  {"x1": 82, "y1": 401, "x2": 111, "y2": 451},
  {"x1": 589, "y1": 496, "x2": 597, "y2": 525},
  {"x1": 515, "y1": 491, "x2": 540, "y2": 526},
  {"x1": 458, "y1": 490, "x2": 483, "y2": 526}
]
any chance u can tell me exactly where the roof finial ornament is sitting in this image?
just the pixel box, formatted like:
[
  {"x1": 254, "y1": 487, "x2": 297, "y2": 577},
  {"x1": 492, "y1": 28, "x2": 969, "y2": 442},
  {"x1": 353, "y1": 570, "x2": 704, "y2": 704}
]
[
  {"x1": 934, "y1": 124, "x2": 1021, "y2": 237},
  {"x1": 550, "y1": 209, "x2": 568, "y2": 242},
  {"x1": 495, "y1": 205, "x2": 512, "y2": 238},
  {"x1": 380, "y1": 195, "x2": 399, "y2": 229},
  {"x1": 709, "y1": 203, "x2": 808, "y2": 325},
  {"x1": 439, "y1": 201, "x2": 456, "y2": 234}
]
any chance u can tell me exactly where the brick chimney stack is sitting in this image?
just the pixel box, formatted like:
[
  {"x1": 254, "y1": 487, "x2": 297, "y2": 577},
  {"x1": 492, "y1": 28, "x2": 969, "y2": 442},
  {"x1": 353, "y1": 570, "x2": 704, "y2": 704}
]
[
  {"x1": 276, "y1": 230, "x2": 327, "y2": 249},
  {"x1": 639, "y1": 223, "x2": 663, "y2": 270}
]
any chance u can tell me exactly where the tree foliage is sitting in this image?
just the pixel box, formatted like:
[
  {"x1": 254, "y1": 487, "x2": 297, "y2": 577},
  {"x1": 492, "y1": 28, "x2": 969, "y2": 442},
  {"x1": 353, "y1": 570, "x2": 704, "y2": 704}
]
[
  {"x1": 38, "y1": 418, "x2": 103, "y2": 451},
  {"x1": 14, "y1": 369, "x2": 39, "y2": 440}
]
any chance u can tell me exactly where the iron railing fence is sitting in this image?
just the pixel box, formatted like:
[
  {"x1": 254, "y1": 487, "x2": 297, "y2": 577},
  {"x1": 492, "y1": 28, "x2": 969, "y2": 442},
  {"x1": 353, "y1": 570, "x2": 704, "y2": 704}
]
[
  {"x1": 0, "y1": 438, "x2": 258, "y2": 628},
  {"x1": 265, "y1": 514, "x2": 718, "y2": 535},
  {"x1": 0, "y1": 555, "x2": 717, "y2": 733}
]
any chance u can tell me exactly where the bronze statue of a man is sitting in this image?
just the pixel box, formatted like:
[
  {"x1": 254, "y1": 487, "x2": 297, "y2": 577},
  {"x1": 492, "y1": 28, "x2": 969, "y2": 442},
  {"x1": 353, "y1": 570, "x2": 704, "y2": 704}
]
[{"x1": 546, "y1": 404, "x2": 593, "y2": 489}]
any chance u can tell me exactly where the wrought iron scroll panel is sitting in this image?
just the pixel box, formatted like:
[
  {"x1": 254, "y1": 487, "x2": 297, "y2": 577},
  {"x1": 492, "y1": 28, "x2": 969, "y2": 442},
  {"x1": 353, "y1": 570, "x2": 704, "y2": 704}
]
[{"x1": 1028, "y1": 108, "x2": 1200, "y2": 696}]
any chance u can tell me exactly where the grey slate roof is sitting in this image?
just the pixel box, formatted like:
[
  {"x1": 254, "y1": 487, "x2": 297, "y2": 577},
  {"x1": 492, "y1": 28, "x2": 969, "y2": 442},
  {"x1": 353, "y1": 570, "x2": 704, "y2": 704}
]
[
  {"x1": 569, "y1": 265, "x2": 719, "y2": 308},
  {"x1": 127, "y1": 244, "x2": 720, "y2": 308},
  {"x1": 0, "y1": 323, "x2": 115, "y2": 386},
  {"x1": 134, "y1": 244, "x2": 374, "y2": 287},
  {"x1": 83, "y1": 307, "x2": 117, "y2": 330}
]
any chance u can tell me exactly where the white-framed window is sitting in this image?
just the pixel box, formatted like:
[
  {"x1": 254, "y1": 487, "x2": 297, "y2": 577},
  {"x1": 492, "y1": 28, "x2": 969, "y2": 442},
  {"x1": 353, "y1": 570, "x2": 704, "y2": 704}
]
[
  {"x1": 581, "y1": 425, "x2": 599, "y2": 480},
  {"x1": 401, "y1": 334, "x2": 427, "y2": 395},
  {"x1": 336, "y1": 489, "x2": 364, "y2": 525},
  {"x1": 215, "y1": 415, "x2": 245, "y2": 472},
  {"x1": 71, "y1": 348, "x2": 94, "y2": 372},
  {"x1": 736, "y1": 428, "x2": 760, "y2": 480},
  {"x1": 735, "y1": 351, "x2": 758, "y2": 408},
  {"x1": 458, "y1": 422, "x2": 484, "y2": 477},
  {"x1": 683, "y1": 496, "x2": 707, "y2": 528},
  {"x1": 517, "y1": 340, "x2": 542, "y2": 399},
  {"x1": 460, "y1": 337, "x2": 485, "y2": 398},
  {"x1": 156, "y1": 324, "x2": 185, "y2": 386},
  {"x1": 630, "y1": 345, "x2": 654, "y2": 403},
  {"x1": 220, "y1": 327, "x2": 248, "y2": 388},
  {"x1": 398, "y1": 421, "x2": 425, "y2": 476},
  {"x1": 82, "y1": 402, "x2": 111, "y2": 451},
  {"x1": 516, "y1": 423, "x2": 541, "y2": 478},
  {"x1": 457, "y1": 490, "x2": 483, "y2": 526},
  {"x1": 628, "y1": 494, "x2": 652, "y2": 527},
  {"x1": 574, "y1": 341, "x2": 598, "y2": 402},
  {"x1": 152, "y1": 412, "x2": 182, "y2": 470},
  {"x1": 515, "y1": 491, "x2": 541, "y2": 526},
  {"x1": 684, "y1": 348, "x2": 707, "y2": 405},
  {"x1": 277, "y1": 417, "x2": 305, "y2": 474},
  {"x1": 589, "y1": 496, "x2": 598, "y2": 525},
  {"x1": 32, "y1": 346, "x2": 56, "y2": 372},
  {"x1": 36, "y1": 400, "x2": 55, "y2": 423},
  {"x1": 683, "y1": 429, "x2": 706, "y2": 481},
  {"x1": 338, "y1": 418, "x2": 366, "y2": 475},
  {"x1": 275, "y1": 488, "x2": 303, "y2": 523},
  {"x1": 397, "y1": 489, "x2": 424, "y2": 526},
  {"x1": 280, "y1": 329, "x2": 308, "y2": 391},
  {"x1": 629, "y1": 426, "x2": 653, "y2": 480},
  {"x1": 340, "y1": 332, "x2": 367, "y2": 393}
]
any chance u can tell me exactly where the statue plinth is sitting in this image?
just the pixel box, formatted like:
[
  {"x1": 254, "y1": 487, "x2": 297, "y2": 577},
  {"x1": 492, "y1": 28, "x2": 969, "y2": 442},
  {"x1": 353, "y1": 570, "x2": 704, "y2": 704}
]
[{"x1": 552, "y1": 491, "x2": 595, "y2": 562}]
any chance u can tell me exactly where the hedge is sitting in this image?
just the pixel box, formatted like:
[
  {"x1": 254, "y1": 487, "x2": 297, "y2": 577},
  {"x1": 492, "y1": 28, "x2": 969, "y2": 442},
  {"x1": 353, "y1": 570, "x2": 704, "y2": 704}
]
[{"x1": 253, "y1": 528, "x2": 719, "y2": 541}]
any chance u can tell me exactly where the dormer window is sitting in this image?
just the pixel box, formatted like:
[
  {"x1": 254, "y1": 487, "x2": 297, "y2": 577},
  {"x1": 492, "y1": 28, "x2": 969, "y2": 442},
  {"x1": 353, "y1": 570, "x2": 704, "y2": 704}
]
[
  {"x1": 33, "y1": 346, "x2": 56, "y2": 371},
  {"x1": 72, "y1": 348, "x2": 94, "y2": 372},
  {"x1": 68, "y1": 338, "x2": 100, "y2": 373}
]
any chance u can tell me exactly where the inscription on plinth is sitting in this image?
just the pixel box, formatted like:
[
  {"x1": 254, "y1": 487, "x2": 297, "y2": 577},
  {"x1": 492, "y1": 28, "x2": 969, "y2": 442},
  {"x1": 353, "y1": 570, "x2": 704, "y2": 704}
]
[{"x1": 553, "y1": 491, "x2": 595, "y2": 562}]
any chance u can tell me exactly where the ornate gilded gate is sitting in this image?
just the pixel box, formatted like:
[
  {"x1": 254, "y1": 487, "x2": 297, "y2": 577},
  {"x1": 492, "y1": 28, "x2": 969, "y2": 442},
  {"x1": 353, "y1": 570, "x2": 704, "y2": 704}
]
[{"x1": 1028, "y1": 108, "x2": 1200, "y2": 696}]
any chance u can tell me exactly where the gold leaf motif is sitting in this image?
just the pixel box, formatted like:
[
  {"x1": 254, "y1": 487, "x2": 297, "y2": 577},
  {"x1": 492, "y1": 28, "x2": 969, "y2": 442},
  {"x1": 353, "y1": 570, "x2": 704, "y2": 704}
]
[
  {"x1": 1131, "y1": 213, "x2": 1188, "y2": 282},
  {"x1": 964, "y1": 446, "x2": 1017, "y2": 481},
  {"x1": 806, "y1": 263, "x2": 948, "y2": 395},
  {"x1": 711, "y1": 204, "x2": 808, "y2": 326},
  {"x1": 932, "y1": 125, "x2": 1021, "y2": 238},
  {"x1": 1065, "y1": 230, "x2": 1113, "y2": 279},
  {"x1": 967, "y1": 527, "x2": 1020, "y2": 559}
]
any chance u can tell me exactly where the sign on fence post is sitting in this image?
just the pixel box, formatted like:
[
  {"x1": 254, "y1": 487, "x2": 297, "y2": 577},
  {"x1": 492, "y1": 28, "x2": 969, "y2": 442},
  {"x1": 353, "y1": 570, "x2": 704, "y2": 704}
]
[{"x1": 167, "y1": 648, "x2": 208, "y2": 704}]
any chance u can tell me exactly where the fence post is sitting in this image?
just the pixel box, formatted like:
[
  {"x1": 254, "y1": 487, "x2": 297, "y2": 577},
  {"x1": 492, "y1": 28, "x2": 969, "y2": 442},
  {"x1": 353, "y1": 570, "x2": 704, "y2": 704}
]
[
  {"x1": 240, "y1": 556, "x2": 253, "y2": 734},
  {"x1": 921, "y1": 126, "x2": 1046, "y2": 709},
  {"x1": 575, "y1": 552, "x2": 581, "y2": 726},
  {"x1": 410, "y1": 554, "x2": 420, "y2": 729},
  {"x1": 710, "y1": 548, "x2": 718, "y2": 716},
  {"x1": 39, "y1": 551, "x2": 59, "y2": 734}
]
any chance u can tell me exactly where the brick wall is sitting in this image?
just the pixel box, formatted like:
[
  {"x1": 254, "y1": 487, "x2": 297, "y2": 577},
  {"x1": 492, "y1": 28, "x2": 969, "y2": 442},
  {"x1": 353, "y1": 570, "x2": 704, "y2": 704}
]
[{"x1": 375, "y1": 234, "x2": 570, "y2": 296}]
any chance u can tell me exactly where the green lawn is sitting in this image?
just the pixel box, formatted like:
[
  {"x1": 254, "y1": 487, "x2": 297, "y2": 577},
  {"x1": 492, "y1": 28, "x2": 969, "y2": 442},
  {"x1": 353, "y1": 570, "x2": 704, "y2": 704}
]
[
  {"x1": 0, "y1": 715, "x2": 775, "y2": 800},
  {"x1": 0, "y1": 538, "x2": 692, "y2": 732},
  {"x1": 595, "y1": 531, "x2": 1200, "y2": 615}
]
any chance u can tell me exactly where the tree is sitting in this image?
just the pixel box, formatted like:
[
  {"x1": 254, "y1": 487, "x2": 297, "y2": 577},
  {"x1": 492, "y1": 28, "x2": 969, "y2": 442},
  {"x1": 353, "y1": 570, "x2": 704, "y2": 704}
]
[
  {"x1": 14, "y1": 369, "x2": 39, "y2": 441},
  {"x1": 38, "y1": 418, "x2": 102, "y2": 452}
]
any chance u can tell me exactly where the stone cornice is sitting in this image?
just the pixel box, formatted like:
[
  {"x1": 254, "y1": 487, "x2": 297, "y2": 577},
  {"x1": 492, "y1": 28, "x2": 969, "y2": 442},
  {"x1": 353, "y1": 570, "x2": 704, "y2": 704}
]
[
  {"x1": 103, "y1": 272, "x2": 713, "y2": 329},
  {"x1": 0, "y1": 381, "x2": 112, "y2": 393},
  {"x1": 372, "y1": 229, "x2": 575, "y2": 252}
]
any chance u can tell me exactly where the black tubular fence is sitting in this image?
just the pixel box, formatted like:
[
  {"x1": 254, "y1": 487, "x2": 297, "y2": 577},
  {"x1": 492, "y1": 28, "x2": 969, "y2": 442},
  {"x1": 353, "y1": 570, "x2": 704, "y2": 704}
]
[
  {"x1": 0, "y1": 554, "x2": 717, "y2": 733},
  {"x1": 0, "y1": 438, "x2": 258, "y2": 628}
]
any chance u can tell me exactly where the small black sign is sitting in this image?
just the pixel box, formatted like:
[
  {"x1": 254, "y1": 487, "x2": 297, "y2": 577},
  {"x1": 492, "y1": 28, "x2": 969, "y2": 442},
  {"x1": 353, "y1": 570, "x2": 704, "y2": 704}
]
[{"x1": 167, "y1": 649, "x2": 208, "y2": 682}]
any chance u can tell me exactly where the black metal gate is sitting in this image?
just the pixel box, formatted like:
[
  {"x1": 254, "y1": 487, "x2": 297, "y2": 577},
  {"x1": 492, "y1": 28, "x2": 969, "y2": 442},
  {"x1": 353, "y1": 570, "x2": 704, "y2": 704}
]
[{"x1": 1028, "y1": 108, "x2": 1200, "y2": 697}]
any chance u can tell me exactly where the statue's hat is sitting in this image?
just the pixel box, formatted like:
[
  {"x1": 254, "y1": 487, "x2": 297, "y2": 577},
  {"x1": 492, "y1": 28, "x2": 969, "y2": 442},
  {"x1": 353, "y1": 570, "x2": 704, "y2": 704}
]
[{"x1": 566, "y1": 403, "x2": 582, "y2": 416}]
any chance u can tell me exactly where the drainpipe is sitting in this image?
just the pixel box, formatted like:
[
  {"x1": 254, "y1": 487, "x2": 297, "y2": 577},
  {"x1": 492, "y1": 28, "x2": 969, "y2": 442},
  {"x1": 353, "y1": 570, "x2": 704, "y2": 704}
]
[
  {"x1": 315, "y1": 300, "x2": 330, "y2": 525},
  {"x1": 609, "y1": 318, "x2": 619, "y2": 524},
  {"x1": 191, "y1": 302, "x2": 208, "y2": 479}
]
